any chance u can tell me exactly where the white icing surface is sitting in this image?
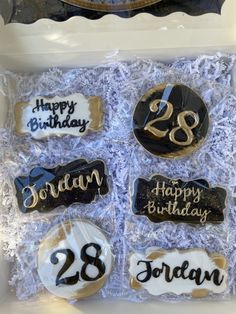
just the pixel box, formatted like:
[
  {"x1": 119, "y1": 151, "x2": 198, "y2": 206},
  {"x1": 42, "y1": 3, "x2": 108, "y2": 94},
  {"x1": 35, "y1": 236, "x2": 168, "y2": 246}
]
[
  {"x1": 129, "y1": 249, "x2": 227, "y2": 296},
  {"x1": 37, "y1": 220, "x2": 113, "y2": 299},
  {"x1": 20, "y1": 94, "x2": 92, "y2": 139}
]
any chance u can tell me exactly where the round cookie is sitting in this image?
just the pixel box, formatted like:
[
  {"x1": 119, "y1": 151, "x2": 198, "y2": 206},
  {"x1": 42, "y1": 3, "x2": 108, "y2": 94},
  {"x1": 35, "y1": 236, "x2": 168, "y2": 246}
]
[
  {"x1": 37, "y1": 219, "x2": 113, "y2": 300},
  {"x1": 133, "y1": 83, "x2": 209, "y2": 158},
  {"x1": 61, "y1": 0, "x2": 162, "y2": 12}
]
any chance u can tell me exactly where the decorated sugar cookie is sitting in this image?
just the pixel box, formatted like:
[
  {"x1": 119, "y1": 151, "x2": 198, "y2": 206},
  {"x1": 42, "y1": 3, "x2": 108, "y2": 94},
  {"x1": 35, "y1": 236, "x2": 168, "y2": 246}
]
[
  {"x1": 15, "y1": 93, "x2": 103, "y2": 139},
  {"x1": 38, "y1": 220, "x2": 113, "y2": 300},
  {"x1": 132, "y1": 175, "x2": 226, "y2": 225},
  {"x1": 129, "y1": 248, "x2": 227, "y2": 297},
  {"x1": 61, "y1": 0, "x2": 162, "y2": 12},
  {"x1": 133, "y1": 84, "x2": 209, "y2": 158},
  {"x1": 14, "y1": 159, "x2": 109, "y2": 213}
]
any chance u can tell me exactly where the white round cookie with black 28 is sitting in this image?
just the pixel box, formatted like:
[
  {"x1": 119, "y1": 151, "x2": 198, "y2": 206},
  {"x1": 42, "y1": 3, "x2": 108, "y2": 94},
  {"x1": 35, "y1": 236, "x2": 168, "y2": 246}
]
[{"x1": 37, "y1": 220, "x2": 113, "y2": 300}]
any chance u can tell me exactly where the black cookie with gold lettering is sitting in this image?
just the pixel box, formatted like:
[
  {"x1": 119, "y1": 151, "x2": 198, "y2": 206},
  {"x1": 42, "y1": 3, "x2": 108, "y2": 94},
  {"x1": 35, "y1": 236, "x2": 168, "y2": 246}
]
[
  {"x1": 132, "y1": 175, "x2": 226, "y2": 225},
  {"x1": 14, "y1": 159, "x2": 109, "y2": 213},
  {"x1": 133, "y1": 84, "x2": 209, "y2": 158}
]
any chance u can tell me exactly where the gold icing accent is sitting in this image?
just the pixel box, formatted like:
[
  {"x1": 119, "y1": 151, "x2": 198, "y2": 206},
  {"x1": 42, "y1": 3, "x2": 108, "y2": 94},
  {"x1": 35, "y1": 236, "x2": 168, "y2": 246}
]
[
  {"x1": 143, "y1": 200, "x2": 211, "y2": 224},
  {"x1": 72, "y1": 276, "x2": 107, "y2": 300},
  {"x1": 144, "y1": 100, "x2": 173, "y2": 138},
  {"x1": 169, "y1": 111, "x2": 199, "y2": 146},
  {"x1": 88, "y1": 96, "x2": 103, "y2": 131},
  {"x1": 158, "y1": 138, "x2": 205, "y2": 159},
  {"x1": 38, "y1": 221, "x2": 72, "y2": 253},
  {"x1": 130, "y1": 278, "x2": 142, "y2": 290},
  {"x1": 23, "y1": 169, "x2": 103, "y2": 209},
  {"x1": 141, "y1": 177, "x2": 214, "y2": 225},
  {"x1": 210, "y1": 253, "x2": 227, "y2": 270},
  {"x1": 151, "y1": 180, "x2": 202, "y2": 203},
  {"x1": 146, "y1": 250, "x2": 166, "y2": 260},
  {"x1": 130, "y1": 249, "x2": 166, "y2": 291},
  {"x1": 192, "y1": 289, "x2": 209, "y2": 298},
  {"x1": 141, "y1": 84, "x2": 167, "y2": 102},
  {"x1": 144, "y1": 99, "x2": 200, "y2": 147}
]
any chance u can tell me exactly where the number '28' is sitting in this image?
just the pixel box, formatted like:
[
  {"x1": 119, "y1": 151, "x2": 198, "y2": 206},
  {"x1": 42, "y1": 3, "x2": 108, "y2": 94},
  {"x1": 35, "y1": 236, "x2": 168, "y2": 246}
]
[
  {"x1": 144, "y1": 99, "x2": 199, "y2": 146},
  {"x1": 50, "y1": 243, "x2": 106, "y2": 286}
]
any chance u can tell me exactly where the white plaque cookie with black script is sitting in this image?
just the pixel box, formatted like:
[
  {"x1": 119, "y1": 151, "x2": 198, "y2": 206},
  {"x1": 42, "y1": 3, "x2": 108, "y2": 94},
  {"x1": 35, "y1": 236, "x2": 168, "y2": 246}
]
[
  {"x1": 38, "y1": 220, "x2": 113, "y2": 300},
  {"x1": 15, "y1": 94, "x2": 103, "y2": 139},
  {"x1": 129, "y1": 248, "x2": 227, "y2": 297}
]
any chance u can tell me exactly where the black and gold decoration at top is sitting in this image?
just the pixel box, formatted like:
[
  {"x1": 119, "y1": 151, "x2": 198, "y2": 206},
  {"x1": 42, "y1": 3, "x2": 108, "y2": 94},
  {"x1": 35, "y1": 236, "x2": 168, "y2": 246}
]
[
  {"x1": 14, "y1": 159, "x2": 109, "y2": 213},
  {"x1": 12, "y1": 0, "x2": 226, "y2": 23},
  {"x1": 60, "y1": 0, "x2": 226, "y2": 17},
  {"x1": 133, "y1": 83, "x2": 209, "y2": 158},
  {"x1": 132, "y1": 175, "x2": 226, "y2": 225}
]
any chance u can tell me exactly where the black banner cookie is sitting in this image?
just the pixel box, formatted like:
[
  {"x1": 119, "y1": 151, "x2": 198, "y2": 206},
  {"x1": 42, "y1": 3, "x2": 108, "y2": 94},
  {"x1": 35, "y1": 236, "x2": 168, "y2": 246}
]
[
  {"x1": 15, "y1": 94, "x2": 103, "y2": 139},
  {"x1": 38, "y1": 219, "x2": 113, "y2": 299},
  {"x1": 132, "y1": 175, "x2": 226, "y2": 225},
  {"x1": 129, "y1": 248, "x2": 227, "y2": 297},
  {"x1": 15, "y1": 159, "x2": 109, "y2": 213},
  {"x1": 133, "y1": 84, "x2": 209, "y2": 158}
]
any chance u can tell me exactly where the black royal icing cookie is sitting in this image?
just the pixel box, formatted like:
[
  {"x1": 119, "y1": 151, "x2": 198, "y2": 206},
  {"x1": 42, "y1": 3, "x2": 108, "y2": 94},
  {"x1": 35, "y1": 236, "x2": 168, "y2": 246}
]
[
  {"x1": 15, "y1": 159, "x2": 109, "y2": 213},
  {"x1": 132, "y1": 175, "x2": 226, "y2": 225},
  {"x1": 133, "y1": 84, "x2": 209, "y2": 158}
]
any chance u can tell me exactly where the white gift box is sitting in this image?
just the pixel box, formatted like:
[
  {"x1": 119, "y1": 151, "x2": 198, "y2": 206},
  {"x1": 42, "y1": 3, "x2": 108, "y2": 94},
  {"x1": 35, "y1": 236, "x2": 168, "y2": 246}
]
[
  {"x1": 0, "y1": 0, "x2": 236, "y2": 312},
  {"x1": 0, "y1": 0, "x2": 236, "y2": 71}
]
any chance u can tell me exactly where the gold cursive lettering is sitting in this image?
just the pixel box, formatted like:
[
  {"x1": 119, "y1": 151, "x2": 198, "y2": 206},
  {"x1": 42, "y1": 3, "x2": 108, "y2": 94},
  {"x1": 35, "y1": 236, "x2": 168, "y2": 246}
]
[
  {"x1": 45, "y1": 182, "x2": 60, "y2": 198},
  {"x1": 151, "y1": 181, "x2": 202, "y2": 204},
  {"x1": 22, "y1": 185, "x2": 38, "y2": 208},
  {"x1": 58, "y1": 173, "x2": 72, "y2": 193},
  {"x1": 143, "y1": 200, "x2": 211, "y2": 224},
  {"x1": 22, "y1": 169, "x2": 104, "y2": 209},
  {"x1": 39, "y1": 188, "x2": 47, "y2": 200}
]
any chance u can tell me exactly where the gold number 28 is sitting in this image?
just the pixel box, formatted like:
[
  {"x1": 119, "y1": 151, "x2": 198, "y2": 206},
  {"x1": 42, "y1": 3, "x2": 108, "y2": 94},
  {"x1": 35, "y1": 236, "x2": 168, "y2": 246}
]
[{"x1": 144, "y1": 99, "x2": 199, "y2": 146}]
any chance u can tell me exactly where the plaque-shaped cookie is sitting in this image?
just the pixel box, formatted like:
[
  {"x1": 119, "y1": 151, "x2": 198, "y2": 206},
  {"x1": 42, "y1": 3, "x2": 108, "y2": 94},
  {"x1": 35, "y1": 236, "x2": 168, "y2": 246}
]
[
  {"x1": 133, "y1": 84, "x2": 209, "y2": 158},
  {"x1": 15, "y1": 94, "x2": 103, "y2": 139},
  {"x1": 132, "y1": 175, "x2": 226, "y2": 225},
  {"x1": 129, "y1": 248, "x2": 227, "y2": 297},
  {"x1": 38, "y1": 220, "x2": 113, "y2": 299},
  {"x1": 15, "y1": 159, "x2": 109, "y2": 213}
]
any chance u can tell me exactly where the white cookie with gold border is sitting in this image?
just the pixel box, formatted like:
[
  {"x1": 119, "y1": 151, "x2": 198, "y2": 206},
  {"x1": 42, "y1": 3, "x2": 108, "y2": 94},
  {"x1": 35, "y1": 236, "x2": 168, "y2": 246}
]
[
  {"x1": 38, "y1": 219, "x2": 113, "y2": 299},
  {"x1": 129, "y1": 248, "x2": 227, "y2": 297}
]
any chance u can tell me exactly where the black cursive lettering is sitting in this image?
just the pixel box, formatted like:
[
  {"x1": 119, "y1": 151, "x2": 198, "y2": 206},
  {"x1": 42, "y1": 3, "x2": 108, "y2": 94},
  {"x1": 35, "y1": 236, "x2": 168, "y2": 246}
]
[
  {"x1": 32, "y1": 98, "x2": 77, "y2": 115},
  {"x1": 136, "y1": 260, "x2": 225, "y2": 287},
  {"x1": 27, "y1": 115, "x2": 89, "y2": 133}
]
